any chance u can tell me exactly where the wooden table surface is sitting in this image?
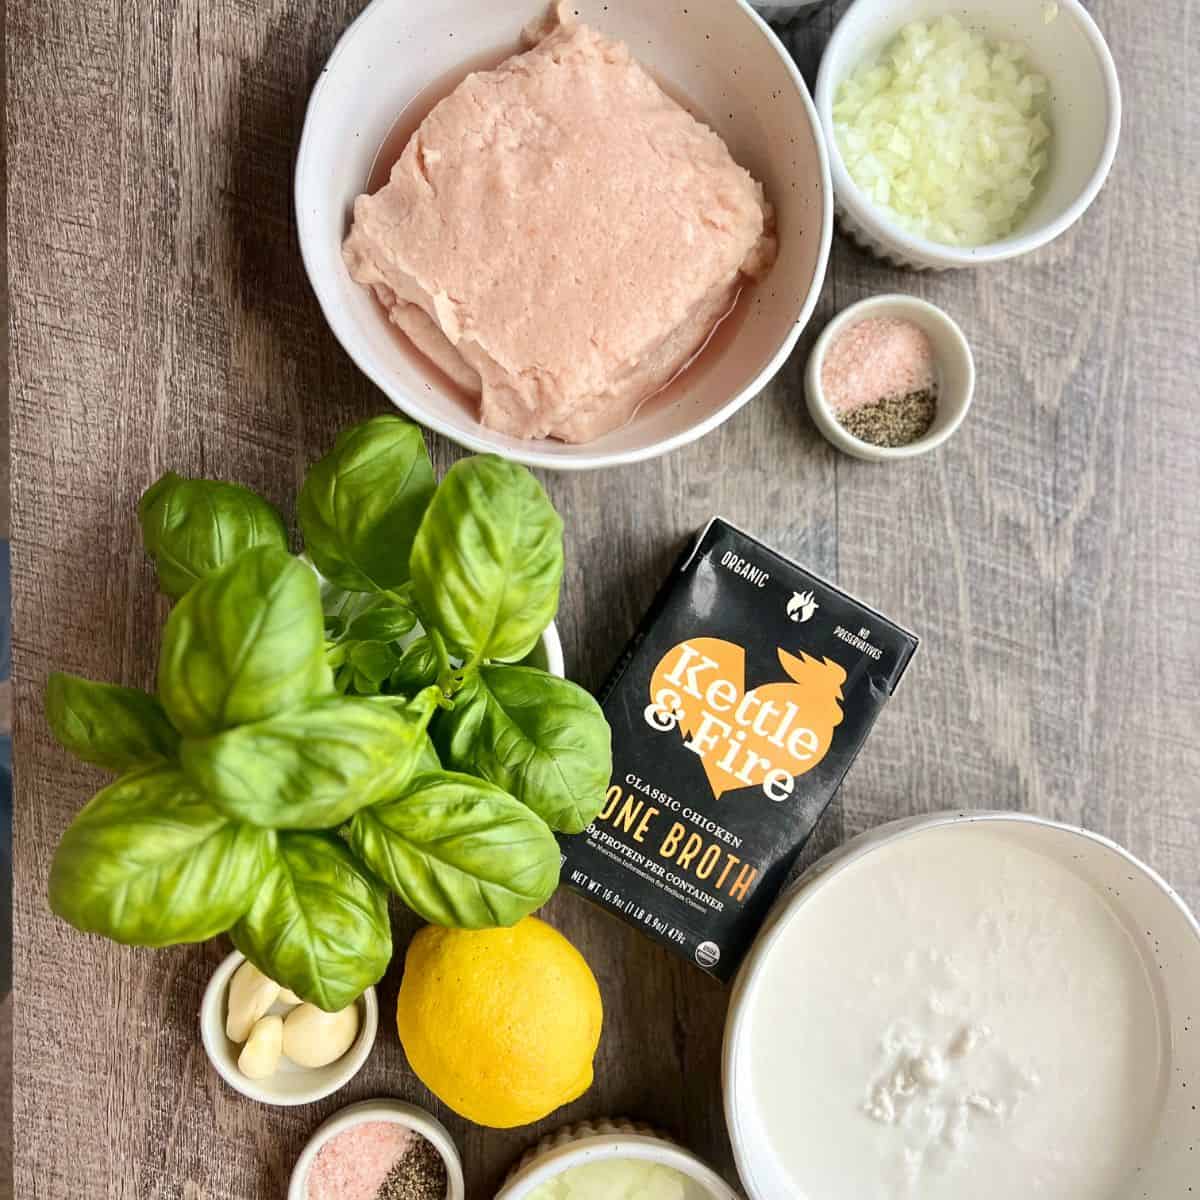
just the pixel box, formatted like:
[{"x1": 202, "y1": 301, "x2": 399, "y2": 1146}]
[{"x1": 8, "y1": 1, "x2": 1200, "y2": 1196}]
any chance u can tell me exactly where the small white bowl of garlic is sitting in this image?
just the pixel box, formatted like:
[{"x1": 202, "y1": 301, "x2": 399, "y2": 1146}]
[{"x1": 200, "y1": 950, "x2": 378, "y2": 1106}]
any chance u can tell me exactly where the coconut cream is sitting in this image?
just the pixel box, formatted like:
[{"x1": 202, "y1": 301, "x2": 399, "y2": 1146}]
[{"x1": 740, "y1": 822, "x2": 1166, "y2": 1199}]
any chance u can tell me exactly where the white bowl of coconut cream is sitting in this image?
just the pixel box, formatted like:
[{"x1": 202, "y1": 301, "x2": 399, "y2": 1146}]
[{"x1": 723, "y1": 812, "x2": 1200, "y2": 1200}]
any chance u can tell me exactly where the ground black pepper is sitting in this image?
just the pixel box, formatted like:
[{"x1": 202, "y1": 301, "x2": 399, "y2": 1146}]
[
  {"x1": 375, "y1": 1136, "x2": 448, "y2": 1200},
  {"x1": 837, "y1": 387, "x2": 937, "y2": 448}
]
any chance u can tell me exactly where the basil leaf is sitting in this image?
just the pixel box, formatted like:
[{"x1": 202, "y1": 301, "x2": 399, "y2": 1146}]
[
  {"x1": 231, "y1": 831, "x2": 392, "y2": 1012},
  {"x1": 349, "y1": 641, "x2": 398, "y2": 689},
  {"x1": 433, "y1": 666, "x2": 611, "y2": 834},
  {"x1": 320, "y1": 575, "x2": 412, "y2": 635},
  {"x1": 138, "y1": 473, "x2": 288, "y2": 599},
  {"x1": 48, "y1": 767, "x2": 275, "y2": 946},
  {"x1": 45, "y1": 672, "x2": 180, "y2": 771},
  {"x1": 346, "y1": 604, "x2": 418, "y2": 643},
  {"x1": 409, "y1": 455, "x2": 563, "y2": 663},
  {"x1": 348, "y1": 771, "x2": 559, "y2": 928},
  {"x1": 389, "y1": 636, "x2": 440, "y2": 693},
  {"x1": 352, "y1": 670, "x2": 381, "y2": 695},
  {"x1": 298, "y1": 415, "x2": 436, "y2": 593},
  {"x1": 182, "y1": 694, "x2": 434, "y2": 829},
  {"x1": 157, "y1": 546, "x2": 331, "y2": 737},
  {"x1": 415, "y1": 735, "x2": 441, "y2": 774}
]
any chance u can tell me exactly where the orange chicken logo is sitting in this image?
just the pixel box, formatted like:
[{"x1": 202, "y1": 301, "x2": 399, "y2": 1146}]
[{"x1": 646, "y1": 637, "x2": 846, "y2": 801}]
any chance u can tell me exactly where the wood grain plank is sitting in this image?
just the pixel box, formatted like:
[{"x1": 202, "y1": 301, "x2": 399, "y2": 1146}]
[
  {"x1": 1, "y1": 0, "x2": 12, "y2": 1192},
  {"x1": 8, "y1": 0, "x2": 1200, "y2": 1196},
  {"x1": 829, "y1": 0, "x2": 1200, "y2": 912}
]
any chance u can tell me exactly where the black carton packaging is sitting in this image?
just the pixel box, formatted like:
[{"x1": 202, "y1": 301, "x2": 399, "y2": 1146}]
[{"x1": 559, "y1": 519, "x2": 918, "y2": 981}]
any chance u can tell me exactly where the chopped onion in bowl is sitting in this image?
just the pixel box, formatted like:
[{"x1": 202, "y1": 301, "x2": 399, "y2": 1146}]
[{"x1": 834, "y1": 15, "x2": 1052, "y2": 247}]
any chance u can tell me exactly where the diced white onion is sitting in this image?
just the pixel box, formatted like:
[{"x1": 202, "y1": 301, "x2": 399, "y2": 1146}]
[{"x1": 834, "y1": 15, "x2": 1053, "y2": 247}]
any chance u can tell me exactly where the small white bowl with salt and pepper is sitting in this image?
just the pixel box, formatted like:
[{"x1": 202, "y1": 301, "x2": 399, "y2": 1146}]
[
  {"x1": 289, "y1": 1099, "x2": 465, "y2": 1200},
  {"x1": 805, "y1": 294, "x2": 974, "y2": 462}
]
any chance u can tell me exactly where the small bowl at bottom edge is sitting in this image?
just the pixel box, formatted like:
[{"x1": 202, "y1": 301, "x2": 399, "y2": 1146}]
[
  {"x1": 496, "y1": 1119, "x2": 742, "y2": 1199},
  {"x1": 288, "y1": 1098, "x2": 466, "y2": 1200}
]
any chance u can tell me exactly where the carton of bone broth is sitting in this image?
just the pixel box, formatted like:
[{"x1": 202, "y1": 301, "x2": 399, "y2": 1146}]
[{"x1": 560, "y1": 519, "x2": 918, "y2": 980}]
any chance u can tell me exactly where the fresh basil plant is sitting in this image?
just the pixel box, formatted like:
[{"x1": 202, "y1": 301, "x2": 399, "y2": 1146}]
[{"x1": 45, "y1": 415, "x2": 612, "y2": 1011}]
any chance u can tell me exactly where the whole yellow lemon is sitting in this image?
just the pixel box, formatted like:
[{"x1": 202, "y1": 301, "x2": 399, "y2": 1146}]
[{"x1": 396, "y1": 917, "x2": 603, "y2": 1128}]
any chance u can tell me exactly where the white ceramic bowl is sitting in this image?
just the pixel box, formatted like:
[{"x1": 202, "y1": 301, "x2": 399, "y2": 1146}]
[
  {"x1": 815, "y1": 0, "x2": 1121, "y2": 269},
  {"x1": 296, "y1": 0, "x2": 832, "y2": 470},
  {"x1": 527, "y1": 620, "x2": 564, "y2": 679},
  {"x1": 200, "y1": 950, "x2": 378, "y2": 1107},
  {"x1": 723, "y1": 811, "x2": 1200, "y2": 1199},
  {"x1": 289, "y1": 1098, "x2": 466, "y2": 1200},
  {"x1": 805, "y1": 293, "x2": 974, "y2": 461},
  {"x1": 497, "y1": 1119, "x2": 740, "y2": 1200}
]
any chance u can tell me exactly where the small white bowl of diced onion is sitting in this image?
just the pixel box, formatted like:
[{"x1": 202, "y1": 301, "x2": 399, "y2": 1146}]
[{"x1": 815, "y1": 0, "x2": 1120, "y2": 269}]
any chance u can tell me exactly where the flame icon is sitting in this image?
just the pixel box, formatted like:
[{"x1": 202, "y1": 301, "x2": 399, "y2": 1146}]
[{"x1": 787, "y1": 590, "x2": 819, "y2": 623}]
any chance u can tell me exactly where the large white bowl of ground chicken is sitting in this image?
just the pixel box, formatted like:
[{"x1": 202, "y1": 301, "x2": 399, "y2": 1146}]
[{"x1": 296, "y1": 0, "x2": 832, "y2": 470}]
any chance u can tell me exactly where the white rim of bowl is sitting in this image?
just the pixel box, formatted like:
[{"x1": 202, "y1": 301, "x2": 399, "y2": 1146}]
[
  {"x1": 294, "y1": 0, "x2": 834, "y2": 471},
  {"x1": 721, "y1": 809, "x2": 1200, "y2": 1198},
  {"x1": 814, "y1": 0, "x2": 1122, "y2": 266},
  {"x1": 288, "y1": 1098, "x2": 467, "y2": 1200},
  {"x1": 805, "y1": 293, "x2": 974, "y2": 460},
  {"x1": 539, "y1": 620, "x2": 565, "y2": 678},
  {"x1": 199, "y1": 949, "x2": 378, "y2": 1107},
  {"x1": 496, "y1": 1131, "x2": 741, "y2": 1200}
]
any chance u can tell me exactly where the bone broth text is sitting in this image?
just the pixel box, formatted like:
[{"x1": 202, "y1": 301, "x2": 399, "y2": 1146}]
[{"x1": 559, "y1": 519, "x2": 918, "y2": 980}]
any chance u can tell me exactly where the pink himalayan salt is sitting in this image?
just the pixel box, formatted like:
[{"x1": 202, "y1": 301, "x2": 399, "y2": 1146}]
[
  {"x1": 821, "y1": 316, "x2": 936, "y2": 413},
  {"x1": 306, "y1": 1121, "x2": 414, "y2": 1200}
]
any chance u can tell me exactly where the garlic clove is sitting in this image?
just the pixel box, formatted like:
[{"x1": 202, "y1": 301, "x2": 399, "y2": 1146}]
[
  {"x1": 282, "y1": 1003, "x2": 360, "y2": 1068},
  {"x1": 237, "y1": 1014, "x2": 283, "y2": 1080},
  {"x1": 226, "y1": 960, "x2": 281, "y2": 1043},
  {"x1": 276, "y1": 986, "x2": 303, "y2": 1008}
]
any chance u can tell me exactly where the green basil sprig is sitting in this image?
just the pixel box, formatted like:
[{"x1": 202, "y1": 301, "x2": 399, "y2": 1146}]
[
  {"x1": 433, "y1": 666, "x2": 612, "y2": 835},
  {"x1": 348, "y1": 772, "x2": 560, "y2": 928},
  {"x1": 231, "y1": 832, "x2": 392, "y2": 1013},
  {"x1": 45, "y1": 673, "x2": 180, "y2": 771},
  {"x1": 299, "y1": 415, "x2": 436, "y2": 593},
  {"x1": 158, "y1": 546, "x2": 331, "y2": 737},
  {"x1": 182, "y1": 690, "x2": 437, "y2": 830},
  {"x1": 138, "y1": 473, "x2": 288, "y2": 599},
  {"x1": 387, "y1": 635, "x2": 440, "y2": 693},
  {"x1": 409, "y1": 455, "x2": 563, "y2": 665},
  {"x1": 49, "y1": 768, "x2": 275, "y2": 946},
  {"x1": 44, "y1": 414, "x2": 612, "y2": 1013}
]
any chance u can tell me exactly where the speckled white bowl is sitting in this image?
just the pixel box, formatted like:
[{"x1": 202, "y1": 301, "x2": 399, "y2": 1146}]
[
  {"x1": 724, "y1": 812, "x2": 1200, "y2": 1199},
  {"x1": 296, "y1": 0, "x2": 832, "y2": 470},
  {"x1": 288, "y1": 1098, "x2": 465, "y2": 1200},
  {"x1": 815, "y1": 0, "x2": 1121, "y2": 269},
  {"x1": 497, "y1": 1119, "x2": 741, "y2": 1200}
]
